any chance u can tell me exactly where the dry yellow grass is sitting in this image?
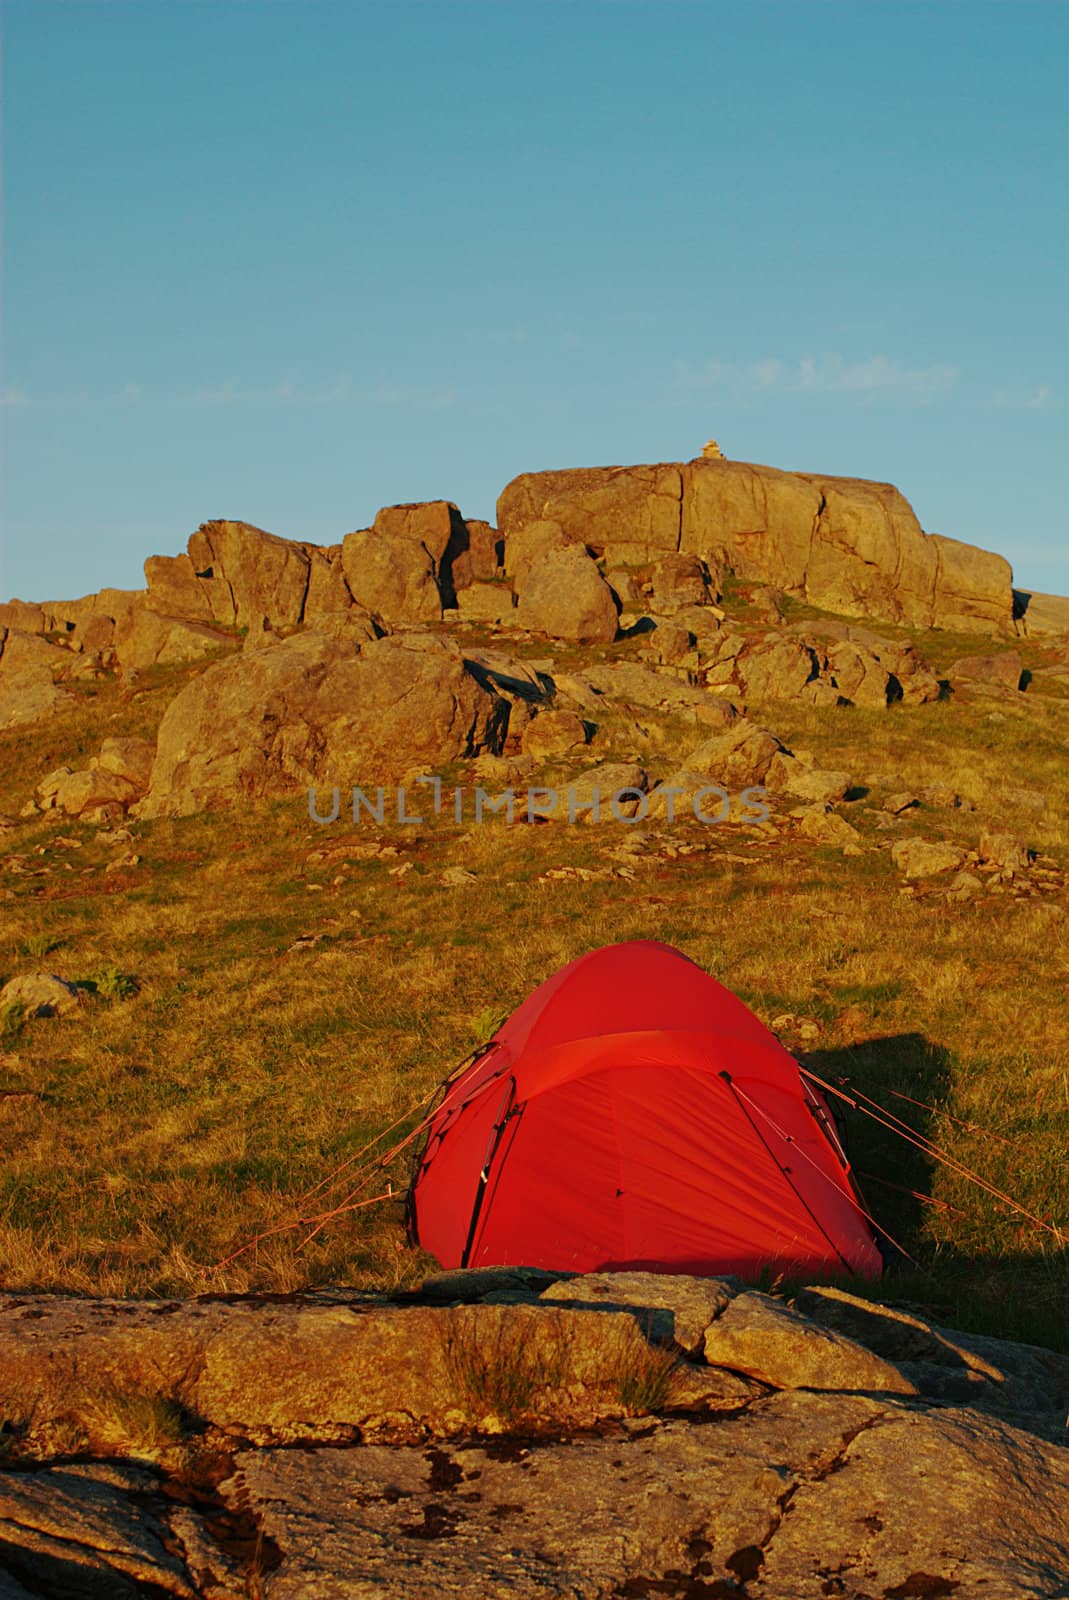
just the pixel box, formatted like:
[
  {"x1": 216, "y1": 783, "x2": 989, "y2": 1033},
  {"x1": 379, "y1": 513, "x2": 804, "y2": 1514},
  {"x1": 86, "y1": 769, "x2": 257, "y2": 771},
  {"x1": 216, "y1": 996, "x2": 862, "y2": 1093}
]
[{"x1": 1, "y1": 614, "x2": 1066, "y2": 1349}]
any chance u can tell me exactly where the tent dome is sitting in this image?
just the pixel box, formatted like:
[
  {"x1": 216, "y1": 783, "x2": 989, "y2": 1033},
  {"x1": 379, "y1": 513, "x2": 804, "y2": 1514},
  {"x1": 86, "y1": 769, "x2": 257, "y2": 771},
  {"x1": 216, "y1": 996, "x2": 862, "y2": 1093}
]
[{"x1": 408, "y1": 941, "x2": 882, "y2": 1280}]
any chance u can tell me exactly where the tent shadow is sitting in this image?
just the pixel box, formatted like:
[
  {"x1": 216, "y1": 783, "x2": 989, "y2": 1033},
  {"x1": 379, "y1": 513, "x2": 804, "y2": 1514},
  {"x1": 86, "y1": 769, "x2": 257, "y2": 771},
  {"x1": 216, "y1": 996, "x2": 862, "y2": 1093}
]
[{"x1": 796, "y1": 1032, "x2": 954, "y2": 1265}]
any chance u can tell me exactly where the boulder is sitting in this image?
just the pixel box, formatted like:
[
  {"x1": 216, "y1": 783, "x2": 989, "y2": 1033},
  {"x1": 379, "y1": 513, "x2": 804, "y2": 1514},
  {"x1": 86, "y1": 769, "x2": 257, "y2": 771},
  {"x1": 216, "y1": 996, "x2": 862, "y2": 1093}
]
[
  {"x1": 567, "y1": 762, "x2": 648, "y2": 820},
  {"x1": 303, "y1": 546, "x2": 354, "y2": 621},
  {"x1": 547, "y1": 671, "x2": 603, "y2": 712},
  {"x1": 797, "y1": 622, "x2": 943, "y2": 706},
  {"x1": 143, "y1": 552, "x2": 215, "y2": 621},
  {"x1": 296, "y1": 605, "x2": 381, "y2": 646},
  {"x1": 50, "y1": 768, "x2": 139, "y2": 817},
  {"x1": 112, "y1": 605, "x2": 236, "y2": 672},
  {"x1": 673, "y1": 603, "x2": 724, "y2": 642},
  {"x1": 947, "y1": 870, "x2": 984, "y2": 899},
  {"x1": 0, "y1": 600, "x2": 45, "y2": 634},
  {"x1": 784, "y1": 768, "x2": 852, "y2": 804},
  {"x1": 92, "y1": 737, "x2": 156, "y2": 795},
  {"x1": 186, "y1": 519, "x2": 313, "y2": 628},
  {"x1": 978, "y1": 831, "x2": 1031, "y2": 872},
  {"x1": 372, "y1": 500, "x2": 463, "y2": 565},
  {"x1": 521, "y1": 709, "x2": 589, "y2": 759},
  {"x1": 795, "y1": 805, "x2": 863, "y2": 851},
  {"x1": 542, "y1": 1271, "x2": 739, "y2": 1357},
  {"x1": 604, "y1": 566, "x2": 644, "y2": 607},
  {"x1": 681, "y1": 457, "x2": 823, "y2": 594},
  {"x1": 71, "y1": 613, "x2": 118, "y2": 659},
  {"x1": 929, "y1": 531, "x2": 1015, "y2": 633},
  {"x1": 922, "y1": 784, "x2": 974, "y2": 811},
  {"x1": 0, "y1": 631, "x2": 74, "y2": 729},
  {"x1": 682, "y1": 719, "x2": 789, "y2": 789},
  {"x1": 0, "y1": 973, "x2": 80, "y2": 1018},
  {"x1": 582, "y1": 662, "x2": 737, "y2": 729},
  {"x1": 702, "y1": 1290, "x2": 916, "y2": 1395},
  {"x1": 883, "y1": 791, "x2": 919, "y2": 815},
  {"x1": 0, "y1": 1292, "x2": 686, "y2": 1444},
  {"x1": 891, "y1": 838, "x2": 969, "y2": 879},
  {"x1": 733, "y1": 635, "x2": 818, "y2": 702},
  {"x1": 502, "y1": 517, "x2": 576, "y2": 580},
  {"x1": 451, "y1": 519, "x2": 503, "y2": 588},
  {"x1": 455, "y1": 582, "x2": 516, "y2": 624},
  {"x1": 139, "y1": 631, "x2": 509, "y2": 818},
  {"x1": 950, "y1": 649, "x2": 1026, "y2": 691},
  {"x1": 1015, "y1": 589, "x2": 1069, "y2": 637},
  {"x1": 33, "y1": 766, "x2": 74, "y2": 807},
  {"x1": 516, "y1": 546, "x2": 618, "y2": 644},
  {"x1": 642, "y1": 617, "x2": 694, "y2": 665},
  {"x1": 645, "y1": 553, "x2": 714, "y2": 611},
  {"x1": 341, "y1": 528, "x2": 442, "y2": 625},
  {"x1": 499, "y1": 463, "x2": 683, "y2": 565},
  {"x1": 794, "y1": 1285, "x2": 1069, "y2": 1421},
  {"x1": 38, "y1": 590, "x2": 143, "y2": 652},
  {"x1": 821, "y1": 640, "x2": 894, "y2": 707}
]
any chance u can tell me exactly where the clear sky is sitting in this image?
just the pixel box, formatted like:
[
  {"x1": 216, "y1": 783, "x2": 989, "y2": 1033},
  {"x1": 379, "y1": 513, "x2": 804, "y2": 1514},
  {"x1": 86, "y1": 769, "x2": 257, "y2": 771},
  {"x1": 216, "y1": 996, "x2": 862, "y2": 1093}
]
[{"x1": 2, "y1": 0, "x2": 1067, "y2": 606}]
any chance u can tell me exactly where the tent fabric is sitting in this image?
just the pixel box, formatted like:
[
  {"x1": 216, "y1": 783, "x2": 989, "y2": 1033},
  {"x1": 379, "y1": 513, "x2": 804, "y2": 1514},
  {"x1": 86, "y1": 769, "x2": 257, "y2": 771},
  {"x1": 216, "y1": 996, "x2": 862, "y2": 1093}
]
[{"x1": 407, "y1": 940, "x2": 883, "y2": 1280}]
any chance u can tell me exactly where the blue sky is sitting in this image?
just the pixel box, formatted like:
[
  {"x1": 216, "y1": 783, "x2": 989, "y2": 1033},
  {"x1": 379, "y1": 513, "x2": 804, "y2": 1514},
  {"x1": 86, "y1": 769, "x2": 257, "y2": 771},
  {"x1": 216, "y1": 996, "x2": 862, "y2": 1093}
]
[{"x1": 3, "y1": 0, "x2": 1067, "y2": 605}]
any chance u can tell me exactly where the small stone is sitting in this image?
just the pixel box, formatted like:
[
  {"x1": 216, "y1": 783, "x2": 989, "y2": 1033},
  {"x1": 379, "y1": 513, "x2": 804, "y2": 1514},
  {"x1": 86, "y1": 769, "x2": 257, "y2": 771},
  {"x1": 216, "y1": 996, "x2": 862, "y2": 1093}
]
[
  {"x1": 796, "y1": 806, "x2": 862, "y2": 849},
  {"x1": 883, "y1": 792, "x2": 919, "y2": 815},
  {"x1": 440, "y1": 867, "x2": 477, "y2": 887},
  {"x1": 946, "y1": 871, "x2": 983, "y2": 900},
  {"x1": 785, "y1": 769, "x2": 852, "y2": 805},
  {"x1": 891, "y1": 839, "x2": 968, "y2": 879},
  {"x1": 521, "y1": 710, "x2": 589, "y2": 760},
  {"x1": 0, "y1": 972, "x2": 81, "y2": 1018},
  {"x1": 978, "y1": 831, "x2": 1031, "y2": 872}
]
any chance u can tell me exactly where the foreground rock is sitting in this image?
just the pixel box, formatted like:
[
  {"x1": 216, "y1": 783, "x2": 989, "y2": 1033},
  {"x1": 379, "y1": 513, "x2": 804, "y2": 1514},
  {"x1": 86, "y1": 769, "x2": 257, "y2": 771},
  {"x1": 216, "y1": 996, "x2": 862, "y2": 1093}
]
[
  {"x1": 139, "y1": 632, "x2": 511, "y2": 817},
  {"x1": 226, "y1": 1395, "x2": 1068, "y2": 1600},
  {"x1": 0, "y1": 1274, "x2": 1066, "y2": 1599}
]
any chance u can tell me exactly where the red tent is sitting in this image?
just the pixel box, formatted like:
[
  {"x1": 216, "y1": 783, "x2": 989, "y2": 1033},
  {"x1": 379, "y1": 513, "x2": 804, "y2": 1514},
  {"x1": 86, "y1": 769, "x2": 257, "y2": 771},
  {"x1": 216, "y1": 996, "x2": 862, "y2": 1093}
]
[{"x1": 407, "y1": 941, "x2": 883, "y2": 1280}]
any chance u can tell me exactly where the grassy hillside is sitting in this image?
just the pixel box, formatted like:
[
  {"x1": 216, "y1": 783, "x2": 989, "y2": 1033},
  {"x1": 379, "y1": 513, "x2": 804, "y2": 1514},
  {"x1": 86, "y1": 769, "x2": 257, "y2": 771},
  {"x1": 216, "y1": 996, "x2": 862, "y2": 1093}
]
[{"x1": 1, "y1": 614, "x2": 1067, "y2": 1352}]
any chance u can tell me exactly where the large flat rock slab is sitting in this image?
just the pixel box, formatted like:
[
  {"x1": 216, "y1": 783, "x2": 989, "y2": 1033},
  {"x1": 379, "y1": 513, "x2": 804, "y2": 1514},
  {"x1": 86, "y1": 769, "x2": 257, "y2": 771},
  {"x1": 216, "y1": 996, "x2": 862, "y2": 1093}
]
[{"x1": 222, "y1": 1391, "x2": 1069, "y2": 1599}]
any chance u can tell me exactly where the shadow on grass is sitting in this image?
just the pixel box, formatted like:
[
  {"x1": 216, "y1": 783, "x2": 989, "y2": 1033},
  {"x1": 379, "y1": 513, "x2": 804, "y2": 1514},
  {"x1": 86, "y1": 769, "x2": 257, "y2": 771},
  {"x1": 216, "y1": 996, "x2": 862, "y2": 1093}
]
[
  {"x1": 799, "y1": 1033, "x2": 1068, "y2": 1354},
  {"x1": 801, "y1": 1032, "x2": 952, "y2": 1255}
]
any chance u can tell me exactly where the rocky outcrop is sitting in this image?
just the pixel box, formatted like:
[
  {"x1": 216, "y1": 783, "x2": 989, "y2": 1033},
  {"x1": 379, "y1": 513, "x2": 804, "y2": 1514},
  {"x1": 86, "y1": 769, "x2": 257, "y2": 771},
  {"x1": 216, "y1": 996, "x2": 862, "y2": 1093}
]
[
  {"x1": 498, "y1": 457, "x2": 1015, "y2": 633},
  {"x1": 138, "y1": 631, "x2": 511, "y2": 817},
  {"x1": 0, "y1": 1274, "x2": 1065, "y2": 1598},
  {"x1": 140, "y1": 505, "x2": 480, "y2": 641}
]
